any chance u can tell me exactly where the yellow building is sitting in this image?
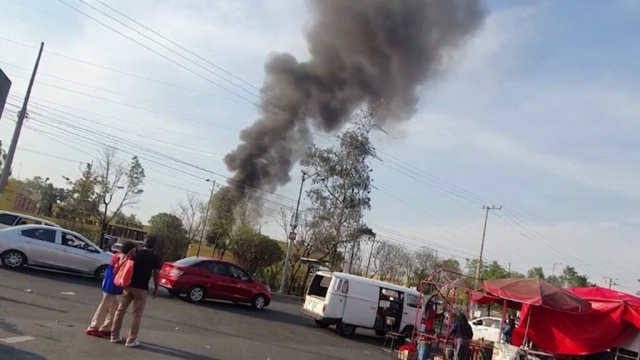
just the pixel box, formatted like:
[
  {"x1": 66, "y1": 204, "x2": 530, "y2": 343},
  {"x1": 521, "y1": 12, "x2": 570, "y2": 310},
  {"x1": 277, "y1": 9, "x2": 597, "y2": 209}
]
[{"x1": 0, "y1": 179, "x2": 150, "y2": 242}]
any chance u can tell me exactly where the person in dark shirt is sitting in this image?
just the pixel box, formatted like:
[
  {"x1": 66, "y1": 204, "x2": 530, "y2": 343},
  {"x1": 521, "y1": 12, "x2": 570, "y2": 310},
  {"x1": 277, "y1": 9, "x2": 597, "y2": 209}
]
[
  {"x1": 502, "y1": 316, "x2": 516, "y2": 343},
  {"x1": 449, "y1": 312, "x2": 473, "y2": 360},
  {"x1": 110, "y1": 235, "x2": 162, "y2": 348}
]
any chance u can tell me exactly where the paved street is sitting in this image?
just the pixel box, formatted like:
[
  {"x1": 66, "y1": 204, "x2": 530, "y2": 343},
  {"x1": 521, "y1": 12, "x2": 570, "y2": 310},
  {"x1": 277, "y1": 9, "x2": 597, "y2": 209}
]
[{"x1": 0, "y1": 267, "x2": 390, "y2": 360}]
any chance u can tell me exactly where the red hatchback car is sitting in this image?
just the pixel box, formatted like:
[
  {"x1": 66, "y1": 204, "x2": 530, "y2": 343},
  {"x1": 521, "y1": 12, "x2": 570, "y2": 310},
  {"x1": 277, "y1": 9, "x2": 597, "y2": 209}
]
[{"x1": 159, "y1": 257, "x2": 272, "y2": 310}]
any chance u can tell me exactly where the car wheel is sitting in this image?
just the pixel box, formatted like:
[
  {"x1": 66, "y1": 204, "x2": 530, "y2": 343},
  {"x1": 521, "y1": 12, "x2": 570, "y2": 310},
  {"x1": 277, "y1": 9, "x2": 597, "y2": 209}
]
[
  {"x1": 315, "y1": 320, "x2": 330, "y2": 328},
  {"x1": 336, "y1": 321, "x2": 356, "y2": 337},
  {"x1": 186, "y1": 286, "x2": 206, "y2": 303},
  {"x1": 1, "y1": 250, "x2": 26, "y2": 269},
  {"x1": 251, "y1": 294, "x2": 267, "y2": 310},
  {"x1": 94, "y1": 265, "x2": 108, "y2": 281}
]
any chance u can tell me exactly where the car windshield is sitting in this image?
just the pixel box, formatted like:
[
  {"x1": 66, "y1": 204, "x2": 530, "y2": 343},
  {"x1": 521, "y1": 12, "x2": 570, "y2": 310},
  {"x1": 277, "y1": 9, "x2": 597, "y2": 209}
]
[{"x1": 174, "y1": 257, "x2": 202, "y2": 266}]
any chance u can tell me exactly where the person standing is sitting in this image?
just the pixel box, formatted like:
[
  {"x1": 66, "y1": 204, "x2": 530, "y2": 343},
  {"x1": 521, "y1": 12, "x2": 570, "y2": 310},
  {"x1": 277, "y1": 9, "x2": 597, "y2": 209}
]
[
  {"x1": 110, "y1": 235, "x2": 162, "y2": 348},
  {"x1": 502, "y1": 316, "x2": 516, "y2": 343},
  {"x1": 86, "y1": 241, "x2": 136, "y2": 337},
  {"x1": 449, "y1": 312, "x2": 473, "y2": 360}
]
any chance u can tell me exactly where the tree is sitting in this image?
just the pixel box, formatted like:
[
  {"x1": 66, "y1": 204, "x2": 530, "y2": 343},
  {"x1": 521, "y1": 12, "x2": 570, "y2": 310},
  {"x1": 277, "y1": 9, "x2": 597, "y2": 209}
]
[
  {"x1": 230, "y1": 226, "x2": 284, "y2": 275},
  {"x1": 301, "y1": 120, "x2": 376, "y2": 269},
  {"x1": 206, "y1": 186, "x2": 238, "y2": 258},
  {"x1": 370, "y1": 241, "x2": 410, "y2": 282},
  {"x1": 18, "y1": 176, "x2": 67, "y2": 216},
  {"x1": 174, "y1": 193, "x2": 206, "y2": 241},
  {"x1": 90, "y1": 147, "x2": 145, "y2": 235},
  {"x1": 559, "y1": 266, "x2": 591, "y2": 287},
  {"x1": 63, "y1": 162, "x2": 99, "y2": 219},
  {"x1": 527, "y1": 267, "x2": 545, "y2": 279},
  {"x1": 112, "y1": 212, "x2": 139, "y2": 223},
  {"x1": 407, "y1": 247, "x2": 439, "y2": 287},
  {"x1": 465, "y1": 259, "x2": 509, "y2": 280},
  {"x1": 148, "y1": 212, "x2": 189, "y2": 262}
]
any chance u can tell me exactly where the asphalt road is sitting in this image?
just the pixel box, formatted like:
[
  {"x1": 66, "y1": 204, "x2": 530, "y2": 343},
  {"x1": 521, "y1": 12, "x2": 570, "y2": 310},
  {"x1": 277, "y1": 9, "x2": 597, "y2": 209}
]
[{"x1": 0, "y1": 267, "x2": 393, "y2": 360}]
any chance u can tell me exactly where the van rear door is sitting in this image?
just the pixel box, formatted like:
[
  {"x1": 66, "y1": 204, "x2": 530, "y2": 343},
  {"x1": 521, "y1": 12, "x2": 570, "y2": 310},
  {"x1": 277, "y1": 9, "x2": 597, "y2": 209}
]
[{"x1": 303, "y1": 273, "x2": 331, "y2": 317}]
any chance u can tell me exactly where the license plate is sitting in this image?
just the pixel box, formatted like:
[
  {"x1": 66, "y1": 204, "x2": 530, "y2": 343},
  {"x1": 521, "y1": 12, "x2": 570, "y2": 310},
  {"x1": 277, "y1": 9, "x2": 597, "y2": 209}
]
[{"x1": 310, "y1": 301, "x2": 318, "y2": 311}]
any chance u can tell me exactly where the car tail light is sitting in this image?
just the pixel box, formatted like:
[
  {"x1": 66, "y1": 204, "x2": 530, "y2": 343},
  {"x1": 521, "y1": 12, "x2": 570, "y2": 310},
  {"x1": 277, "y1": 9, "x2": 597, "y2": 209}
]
[
  {"x1": 168, "y1": 268, "x2": 184, "y2": 277},
  {"x1": 302, "y1": 296, "x2": 306, "y2": 303},
  {"x1": 322, "y1": 304, "x2": 326, "y2": 313}
]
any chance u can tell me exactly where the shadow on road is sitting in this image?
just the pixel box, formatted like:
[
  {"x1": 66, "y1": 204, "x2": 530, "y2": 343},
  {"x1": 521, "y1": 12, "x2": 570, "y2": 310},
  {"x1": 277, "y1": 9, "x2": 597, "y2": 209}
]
[
  {"x1": 2, "y1": 267, "x2": 100, "y2": 289},
  {"x1": 0, "y1": 295, "x2": 68, "y2": 314},
  {"x1": 0, "y1": 317, "x2": 23, "y2": 336},
  {"x1": 0, "y1": 344, "x2": 47, "y2": 360},
  {"x1": 198, "y1": 299, "x2": 310, "y2": 326},
  {"x1": 139, "y1": 343, "x2": 218, "y2": 359}
]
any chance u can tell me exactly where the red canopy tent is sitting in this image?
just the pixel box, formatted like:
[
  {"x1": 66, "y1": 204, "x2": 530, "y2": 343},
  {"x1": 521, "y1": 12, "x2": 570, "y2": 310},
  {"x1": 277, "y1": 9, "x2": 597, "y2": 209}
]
[
  {"x1": 511, "y1": 287, "x2": 640, "y2": 355},
  {"x1": 483, "y1": 278, "x2": 592, "y2": 314}
]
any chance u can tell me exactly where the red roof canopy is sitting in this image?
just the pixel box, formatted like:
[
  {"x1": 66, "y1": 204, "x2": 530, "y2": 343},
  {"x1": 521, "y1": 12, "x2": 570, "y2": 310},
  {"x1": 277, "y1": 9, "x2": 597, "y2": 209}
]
[{"x1": 483, "y1": 278, "x2": 592, "y2": 314}]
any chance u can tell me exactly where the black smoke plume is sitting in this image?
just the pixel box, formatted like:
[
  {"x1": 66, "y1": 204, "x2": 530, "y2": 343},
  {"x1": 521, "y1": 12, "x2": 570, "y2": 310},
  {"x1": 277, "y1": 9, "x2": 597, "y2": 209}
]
[{"x1": 224, "y1": 0, "x2": 484, "y2": 197}]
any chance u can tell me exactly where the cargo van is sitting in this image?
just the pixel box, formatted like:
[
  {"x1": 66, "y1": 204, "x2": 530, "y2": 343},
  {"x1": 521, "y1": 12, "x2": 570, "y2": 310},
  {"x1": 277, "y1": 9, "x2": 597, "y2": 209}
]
[{"x1": 301, "y1": 271, "x2": 423, "y2": 338}]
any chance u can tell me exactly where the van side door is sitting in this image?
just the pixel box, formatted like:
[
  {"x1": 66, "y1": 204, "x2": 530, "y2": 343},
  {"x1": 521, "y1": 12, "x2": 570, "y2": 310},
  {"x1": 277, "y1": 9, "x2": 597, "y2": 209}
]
[{"x1": 342, "y1": 281, "x2": 378, "y2": 328}]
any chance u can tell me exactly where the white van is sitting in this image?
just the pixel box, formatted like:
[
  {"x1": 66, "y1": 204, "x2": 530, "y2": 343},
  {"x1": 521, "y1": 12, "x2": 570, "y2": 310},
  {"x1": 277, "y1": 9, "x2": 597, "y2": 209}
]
[
  {"x1": 301, "y1": 271, "x2": 423, "y2": 338},
  {"x1": 0, "y1": 211, "x2": 60, "y2": 230}
]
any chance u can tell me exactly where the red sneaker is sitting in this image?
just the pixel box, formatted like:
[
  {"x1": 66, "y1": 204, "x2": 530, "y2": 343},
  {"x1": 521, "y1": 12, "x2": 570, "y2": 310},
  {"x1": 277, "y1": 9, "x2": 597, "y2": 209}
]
[
  {"x1": 99, "y1": 330, "x2": 111, "y2": 338},
  {"x1": 85, "y1": 329, "x2": 101, "y2": 337}
]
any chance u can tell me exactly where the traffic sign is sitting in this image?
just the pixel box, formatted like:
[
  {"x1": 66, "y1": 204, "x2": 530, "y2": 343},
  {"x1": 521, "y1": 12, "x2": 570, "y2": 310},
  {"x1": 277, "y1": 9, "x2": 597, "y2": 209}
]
[{"x1": 288, "y1": 231, "x2": 297, "y2": 241}]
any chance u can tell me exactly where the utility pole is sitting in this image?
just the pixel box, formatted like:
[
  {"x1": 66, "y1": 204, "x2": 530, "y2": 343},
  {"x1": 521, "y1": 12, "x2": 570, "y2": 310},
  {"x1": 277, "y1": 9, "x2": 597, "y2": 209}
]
[
  {"x1": 0, "y1": 42, "x2": 44, "y2": 196},
  {"x1": 348, "y1": 221, "x2": 362, "y2": 274},
  {"x1": 508, "y1": 263, "x2": 512, "y2": 277},
  {"x1": 364, "y1": 239, "x2": 380, "y2": 278},
  {"x1": 604, "y1": 277, "x2": 618, "y2": 290},
  {"x1": 474, "y1": 205, "x2": 502, "y2": 286},
  {"x1": 279, "y1": 170, "x2": 309, "y2": 293},
  {"x1": 552, "y1": 262, "x2": 562, "y2": 277},
  {"x1": 196, "y1": 179, "x2": 215, "y2": 257}
]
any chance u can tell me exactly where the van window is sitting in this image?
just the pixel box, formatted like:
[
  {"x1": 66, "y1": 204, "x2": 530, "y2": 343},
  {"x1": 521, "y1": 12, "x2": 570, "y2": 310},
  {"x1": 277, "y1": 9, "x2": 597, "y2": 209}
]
[
  {"x1": 308, "y1": 274, "x2": 331, "y2": 299},
  {"x1": 341, "y1": 280, "x2": 349, "y2": 294},
  {"x1": 333, "y1": 279, "x2": 342, "y2": 291},
  {"x1": 406, "y1": 293, "x2": 419, "y2": 308},
  {"x1": 0, "y1": 214, "x2": 19, "y2": 226}
]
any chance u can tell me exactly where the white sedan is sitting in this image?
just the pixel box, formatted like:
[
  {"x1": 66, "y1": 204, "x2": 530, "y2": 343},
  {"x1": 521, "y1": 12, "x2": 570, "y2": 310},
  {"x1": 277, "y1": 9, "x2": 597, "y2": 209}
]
[
  {"x1": 470, "y1": 316, "x2": 503, "y2": 343},
  {"x1": 0, "y1": 224, "x2": 113, "y2": 280}
]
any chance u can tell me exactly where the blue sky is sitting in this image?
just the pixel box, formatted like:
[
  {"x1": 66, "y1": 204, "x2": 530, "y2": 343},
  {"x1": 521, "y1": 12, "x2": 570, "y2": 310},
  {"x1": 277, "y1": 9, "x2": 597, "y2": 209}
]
[{"x1": 0, "y1": 0, "x2": 638, "y2": 290}]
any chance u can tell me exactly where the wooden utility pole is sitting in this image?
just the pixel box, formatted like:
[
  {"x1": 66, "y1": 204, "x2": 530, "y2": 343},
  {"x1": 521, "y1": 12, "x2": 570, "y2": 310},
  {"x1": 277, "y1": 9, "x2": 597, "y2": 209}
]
[
  {"x1": 0, "y1": 42, "x2": 44, "y2": 196},
  {"x1": 196, "y1": 179, "x2": 215, "y2": 257},
  {"x1": 604, "y1": 277, "x2": 618, "y2": 290},
  {"x1": 475, "y1": 205, "x2": 502, "y2": 286}
]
